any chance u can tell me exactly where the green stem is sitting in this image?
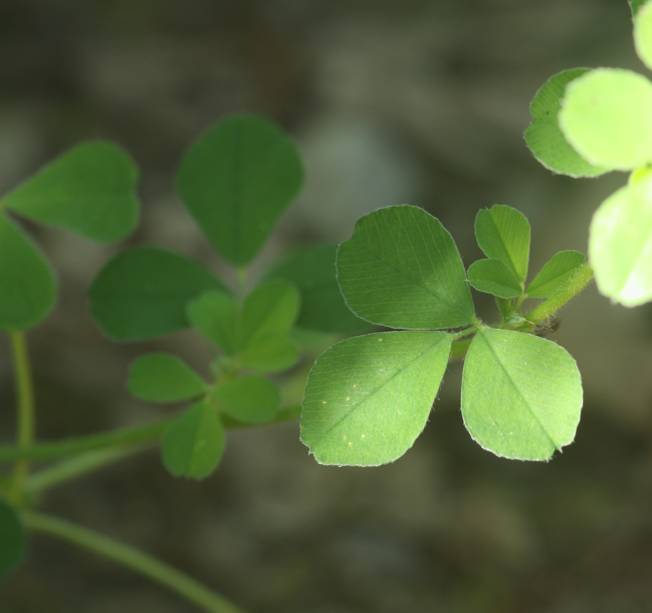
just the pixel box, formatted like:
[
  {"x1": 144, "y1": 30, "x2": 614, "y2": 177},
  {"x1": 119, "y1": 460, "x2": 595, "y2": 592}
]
[
  {"x1": 22, "y1": 511, "x2": 243, "y2": 613},
  {"x1": 25, "y1": 447, "x2": 142, "y2": 496},
  {"x1": 0, "y1": 419, "x2": 171, "y2": 463},
  {"x1": 10, "y1": 331, "x2": 35, "y2": 491},
  {"x1": 526, "y1": 263, "x2": 593, "y2": 324}
]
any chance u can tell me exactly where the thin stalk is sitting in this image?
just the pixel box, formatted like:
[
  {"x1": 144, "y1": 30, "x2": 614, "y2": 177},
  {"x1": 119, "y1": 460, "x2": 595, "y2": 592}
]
[
  {"x1": 0, "y1": 419, "x2": 171, "y2": 463},
  {"x1": 25, "y1": 447, "x2": 142, "y2": 496},
  {"x1": 10, "y1": 331, "x2": 35, "y2": 490},
  {"x1": 22, "y1": 511, "x2": 243, "y2": 613}
]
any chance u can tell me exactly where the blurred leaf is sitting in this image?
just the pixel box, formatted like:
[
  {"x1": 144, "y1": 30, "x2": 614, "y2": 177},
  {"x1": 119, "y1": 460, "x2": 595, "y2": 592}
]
[
  {"x1": 461, "y1": 327, "x2": 582, "y2": 461},
  {"x1": 213, "y1": 376, "x2": 280, "y2": 424},
  {"x1": 0, "y1": 499, "x2": 26, "y2": 579},
  {"x1": 177, "y1": 114, "x2": 303, "y2": 266},
  {"x1": 527, "y1": 250, "x2": 587, "y2": 299},
  {"x1": 467, "y1": 258, "x2": 522, "y2": 299},
  {"x1": 161, "y1": 402, "x2": 225, "y2": 480},
  {"x1": 186, "y1": 291, "x2": 239, "y2": 354},
  {"x1": 589, "y1": 172, "x2": 652, "y2": 306},
  {"x1": 301, "y1": 331, "x2": 451, "y2": 466},
  {"x1": 128, "y1": 353, "x2": 206, "y2": 403},
  {"x1": 4, "y1": 142, "x2": 139, "y2": 243},
  {"x1": 560, "y1": 68, "x2": 652, "y2": 170},
  {"x1": 0, "y1": 215, "x2": 56, "y2": 331},
  {"x1": 525, "y1": 68, "x2": 606, "y2": 178},
  {"x1": 475, "y1": 205, "x2": 531, "y2": 283},
  {"x1": 90, "y1": 247, "x2": 225, "y2": 341},
  {"x1": 635, "y1": 2, "x2": 652, "y2": 69},
  {"x1": 337, "y1": 205, "x2": 475, "y2": 330},
  {"x1": 239, "y1": 335, "x2": 298, "y2": 373},
  {"x1": 266, "y1": 244, "x2": 370, "y2": 335},
  {"x1": 631, "y1": 0, "x2": 649, "y2": 16}
]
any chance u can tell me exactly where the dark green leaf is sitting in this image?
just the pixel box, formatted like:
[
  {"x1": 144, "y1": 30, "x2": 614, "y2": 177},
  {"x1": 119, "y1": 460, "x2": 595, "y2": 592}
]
[
  {"x1": 0, "y1": 215, "x2": 56, "y2": 331},
  {"x1": 467, "y1": 258, "x2": 522, "y2": 299},
  {"x1": 337, "y1": 205, "x2": 475, "y2": 330},
  {"x1": 0, "y1": 499, "x2": 26, "y2": 579},
  {"x1": 177, "y1": 114, "x2": 303, "y2": 265},
  {"x1": 90, "y1": 247, "x2": 225, "y2": 341},
  {"x1": 128, "y1": 353, "x2": 206, "y2": 403},
  {"x1": 266, "y1": 245, "x2": 370, "y2": 335},
  {"x1": 212, "y1": 376, "x2": 280, "y2": 424},
  {"x1": 4, "y1": 141, "x2": 139, "y2": 243},
  {"x1": 161, "y1": 402, "x2": 225, "y2": 479},
  {"x1": 301, "y1": 331, "x2": 452, "y2": 466}
]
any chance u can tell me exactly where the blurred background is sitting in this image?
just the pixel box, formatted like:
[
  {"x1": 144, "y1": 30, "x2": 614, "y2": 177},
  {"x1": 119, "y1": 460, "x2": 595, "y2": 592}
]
[{"x1": 1, "y1": 0, "x2": 652, "y2": 611}]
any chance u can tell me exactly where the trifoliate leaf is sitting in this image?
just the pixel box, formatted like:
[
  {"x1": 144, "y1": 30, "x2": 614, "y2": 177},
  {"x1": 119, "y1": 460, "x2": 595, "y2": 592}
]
[
  {"x1": 161, "y1": 402, "x2": 225, "y2": 480},
  {"x1": 474, "y1": 205, "x2": 531, "y2": 283},
  {"x1": 461, "y1": 327, "x2": 583, "y2": 461},
  {"x1": 4, "y1": 142, "x2": 139, "y2": 243},
  {"x1": 177, "y1": 114, "x2": 303, "y2": 266},
  {"x1": 90, "y1": 247, "x2": 226, "y2": 341},
  {"x1": 266, "y1": 245, "x2": 371, "y2": 335},
  {"x1": 128, "y1": 353, "x2": 206, "y2": 403},
  {"x1": 0, "y1": 215, "x2": 56, "y2": 331},
  {"x1": 467, "y1": 258, "x2": 523, "y2": 299},
  {"x1": 526, "y1": 250, "x2": 588, "y2": 299},
  {"x1": 0, "y1": 499, "x2": 26, "y2": 579},
  {"x1": 589, "y1": 173, "x2": 652, "y2": 306},
  {"x1": 525, "y1": 68, "x2": 607, "y2": 178},
  {"x1": 301, "y1": 331, "x2": 452, "y2": 466},
  {"x1": 212, "y1": 376, "x2": 280, "y2": 424},
  {"x1": 336, "y1": 205, "x2": 475, "y2": 330},
  {"x1": 560, "y1": 68, "x2": 652, "y2": 171}
]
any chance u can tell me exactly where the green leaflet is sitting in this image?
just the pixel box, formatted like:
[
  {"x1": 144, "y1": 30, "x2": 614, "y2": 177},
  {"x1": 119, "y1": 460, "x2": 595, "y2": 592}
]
[
  {"x1": 467, "y1": 258, "x2": 522, "y2": 299},
  {"x1": 177, "y1": 114, "x2": 303, "y2": 266},
  {"x1": 266, "y1": 245, "x2": 370, "y2": 335},
  {"x1": 560, "y1": 68, "x2": 652, "y2": 171},
  {"x1": 461, "y1": 327, "x2": 583, "y2": 461},
  {"x1": 4, "y1": 141, "x2": 139, "y2": 243},
  {"x1": 186, "y1": 291, "x2": 240, "y2": 354},
  {"x1": 524, "y1": 68, "x2": 606, "y2": 178},
  {"x1": 212, "y1": 376, "x2": 280, "y2": 425},
  {"x1": 634, "y1": 2, "x2": 652, "y2": 70},
  {"x1": 589, "y1": 173, "x2": 652, "y2": 306},
  {"x1": 474, "y1": 205, "x2": 531, "y2": 283},
  {"x1": 527, "y1": 250, "x2": 588, "y2": 299},
  {"x1": 161, "y1": 402, "x2": 225, "y2": 480},
  {"x1": 336, "y1": 205, "x2": 475, "y2": 330},
  {"x1": 0, "y1": 500, "x2": 26, "y2": 579},
  {"x1": 128, "y1": 353, "x2": 206, "y2": 403},
  {"x1": 0, "y1": 215, "x2": 56, "y2": 331},
  {"x1": 90, "y1": 247, "x2": 226, "y2": 341},
  {"x1": 301, "y1": 331, "x2": 452, "y2": 466}
]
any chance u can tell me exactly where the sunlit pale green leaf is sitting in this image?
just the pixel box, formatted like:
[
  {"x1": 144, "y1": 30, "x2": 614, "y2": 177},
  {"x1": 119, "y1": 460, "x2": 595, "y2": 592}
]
[
  {"x1": 560, "y1": 68, "x2": 652, "y2": 170},
  {"x1": 0, "y1": 215, "x2": 56, "y2": 331},
  {"x1": 4, "y1": 142, "x2": 139, "y2": 243},
  {"x1": 0, "y1": 500, "x2": 26, "y2": 579},
  {"x1": 635, "y1": 2, "x2": 652, "y2": 70},
  {"x1": 186, "y1": 291, "x2": 239, "y2": 353},
  {"x1": 589, "y1": 173, "x2": 652, "y2": 306},
  {"x1": 467, "y1": 258, "x2": 522, "y2": 299},
  {"x1": 527, "y1": 250, "x2": 588, "y2": 299},
  {"x1": 474, "y1": 205, "x2": 531, "y2": 283},
  {"x1": 177, "y1": 114, "x2": 303, "y2": 265},
  {"x1": 301, "y1": 331, "x2": 452, "y2": 466},
  {"x1": 161, "y1": 402, "x2": 225, "y2": 480},
  {"x1": 128, "y1": 353, "x2": 206, "y2": 403},
  {"x1": 212, "y1": 376, "x2": 280, "y2": 424},
  {"x1": 525, "y1": 68, "x2": 606, "y2": 178},
  {"x1": 90, "y1": 247, "x2": 225, "y2": 341},
  {"x1": 266, "y1": 245, "x2": 370, "y2": 335},
  {"x1": 337, "y1": 205, "x2": 474, "y2": 330},
  {"x1": 461, "y1": 327, "x2": 582, "y2": 461}
]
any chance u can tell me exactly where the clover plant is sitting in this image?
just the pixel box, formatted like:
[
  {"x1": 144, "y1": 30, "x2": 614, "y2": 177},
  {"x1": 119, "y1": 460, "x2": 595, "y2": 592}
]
[{"x1": 1, "y1": 3, "x2": 652, "y2": 610}]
